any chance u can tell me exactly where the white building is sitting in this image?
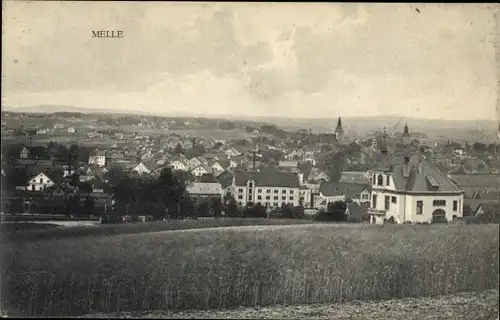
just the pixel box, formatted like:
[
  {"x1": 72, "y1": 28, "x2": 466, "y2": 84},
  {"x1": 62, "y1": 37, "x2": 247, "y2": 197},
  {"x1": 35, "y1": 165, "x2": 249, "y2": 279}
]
[
  {"x1": 25, "y1": 172, "x2": 55, "y2": 191},
  {"x1": 20, "y1": 147, "x2": 30, "y2": 159},
  {"x1": 170, "y1": 160, "x2": 188, "y2": 171},
  {"x1": 191, "y1": 165, "x2": 210, "y2": 177},
  {"x1": 368, "y1": 153, "x2": 464, "y2": 224},
  {"x1": 88, "y1": 152, "x2": 106, "y2": 167},
  {"x1": 131, "y1": 162, "x2": 151, "y2": 175},
  {"x1": 231, "y1": 170, "x2": 302, "y2": 208},
  {"x1": 68, "y1": 127, "x2": 76, "y2": 133},
  {"x1": 186, "y1": 182, "x2": 223, "y2": 201}
]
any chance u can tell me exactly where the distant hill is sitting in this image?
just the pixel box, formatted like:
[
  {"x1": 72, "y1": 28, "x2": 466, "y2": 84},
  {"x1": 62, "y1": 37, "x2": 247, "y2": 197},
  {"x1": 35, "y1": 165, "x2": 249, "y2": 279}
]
[{"x1": 2, "y1": 104, "x2": 499, "y2": 142}]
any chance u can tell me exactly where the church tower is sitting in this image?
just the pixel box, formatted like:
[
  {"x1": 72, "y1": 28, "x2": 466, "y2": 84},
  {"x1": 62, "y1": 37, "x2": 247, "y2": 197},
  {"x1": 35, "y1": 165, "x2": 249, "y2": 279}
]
[
  {"x1": 402, "y1": 123, "x2": 410, "y2": 145},
  {"x1": 335, "y1": 117, "x2": 345, "y2": 145}
]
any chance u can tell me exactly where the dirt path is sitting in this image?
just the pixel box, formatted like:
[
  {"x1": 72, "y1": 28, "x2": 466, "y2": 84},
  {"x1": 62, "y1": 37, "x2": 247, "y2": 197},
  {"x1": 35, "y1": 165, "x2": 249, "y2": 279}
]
[{"x1": 81, "y1": 290, "x2": 499, "y2": 319}]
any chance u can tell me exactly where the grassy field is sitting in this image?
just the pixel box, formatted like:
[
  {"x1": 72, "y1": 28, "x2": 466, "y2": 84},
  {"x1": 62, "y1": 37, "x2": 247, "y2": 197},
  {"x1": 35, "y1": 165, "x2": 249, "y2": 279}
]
[
  {"x1": 0, "y1": 218, "x2": 313, "y2": 242},
  {"x1": 81, "y1": 290, "x2": 500, "y2": 319},
  {"x1": 1, "y1": 223, "x2": 498, "y2": 317}
]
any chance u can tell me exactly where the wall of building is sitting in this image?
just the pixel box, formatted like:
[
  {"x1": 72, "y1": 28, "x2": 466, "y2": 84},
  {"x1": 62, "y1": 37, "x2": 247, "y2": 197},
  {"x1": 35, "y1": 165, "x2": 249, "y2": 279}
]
[{"x1": 404, "y1": 194, "x2": 464, "y2": 223}]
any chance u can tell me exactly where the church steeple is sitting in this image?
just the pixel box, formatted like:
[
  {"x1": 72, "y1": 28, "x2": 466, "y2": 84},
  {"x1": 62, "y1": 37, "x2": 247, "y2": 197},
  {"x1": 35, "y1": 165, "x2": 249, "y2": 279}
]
[
  {"x1": 335, "y1": 117, "x2": 345, "y2": 145},
  {"x1": 335, "y1": 117, "x2": 344, "y2": 133},
  {"x1": 402, "y1": 123, "x2": 410, "y2": 145}
]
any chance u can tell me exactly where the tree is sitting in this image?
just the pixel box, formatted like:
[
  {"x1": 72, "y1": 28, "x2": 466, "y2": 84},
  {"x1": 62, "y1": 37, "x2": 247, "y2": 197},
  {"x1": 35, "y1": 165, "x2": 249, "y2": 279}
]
[
  {"x1": 174, "y1": 143, "x2": 184, "y2": 155},
  {"x1": 316, "y1": 201, "x2": 347, "y2": 221},
  {"x1": 473, "y1": 142, "x2": 487, "y2": 154},
  {"x1": 197, "y1": 200, "x2": 210, "y2": 217},
  {"x1": 225, "y1": 197, "x2": 239, "y2": 217},
  {"x1": 210, "y1": 197, "x2": 223, "y2": 218}
]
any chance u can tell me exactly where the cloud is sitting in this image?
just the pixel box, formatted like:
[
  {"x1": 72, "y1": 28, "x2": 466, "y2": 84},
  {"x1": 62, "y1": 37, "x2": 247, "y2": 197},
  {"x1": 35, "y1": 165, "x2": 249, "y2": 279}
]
[{"x1": 2, "y1": 3, "x2": 498, "y2": 120}]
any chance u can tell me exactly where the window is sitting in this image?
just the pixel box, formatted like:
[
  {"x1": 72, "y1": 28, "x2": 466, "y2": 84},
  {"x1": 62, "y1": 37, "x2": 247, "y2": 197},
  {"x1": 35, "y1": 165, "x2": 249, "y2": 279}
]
[
  {"x1": 377, "y1": 175, "x2": 383, "y2": 186},
  {"x1": 266, "y1": 196, "x2": 270, "y2": 200},
  {"x1": 391, "y1": 196, "x2": 397, "y2": 204},
  {"x1": 282, "y1": 189, "x2": 286, "y2": 193},
  {"x1": 289, "y1": 190, "x2": 294, "y2": 194},
  {"x1": 266, "y1": 189, "x2": 271, "y2": 194},
  {"x1": 249, "y1": 182, "x2": 253, "y2": 188},
  {"x1": 282, "y1": 196, "x2": 286, "y2": 200},
  {"x1": 300, "y1": 196, "x2": 305, "y2": 202},
  {"x1": 289, "y1": 196, "x2": 294, "y2": 200},
  {"x1": 416, "y1": 201, "x2": 423, "y2": 214},
  {"x1": 372, "y1": 174, "x2": 376, "y2": 185},
  {"x1": 433, "y1": 200, "x2": 446, "y2": 206},
  {"x1": 274, "y1": 190, "x2": 279, "y2": 194},
  {"x1": 386, "y1": 176, "x2": 390, "y2": 186},
  {"x1": 31, "y1": 185, "x2": 35, "y2": 191},
  {"x1": 453, "y1": 201, "x2": 458, "y2": 212},
  {"x1": 273, "y1": 203, "x2": 278, "y2": 207},
  {"x1": 40, "y1": 178, "x2": 43, "y2": 183},
  {"x1": 248, "y1": 195, "x2": 253, "y2": 201},
  {"x1": 238, "y1": 195, "x2": 243, "y2": 200},
  {"x1": 274, "y1": 196, "x2": 278, "y2": 200},
  {"x1": 257, "y1": 189, "x2": 262, "y2": 193},
  {"x1": 257, "y1": 195, "x2": 262, "y2": 200},
  {"x1": 384, "y1": 196, "x2": 390, "y2": 210},
  {"x1": 372, "y1": 195, "x2": 377, "y2": 209},
  {"x1": 238, "y1": 188, "x2": 244, "y2": 193}
]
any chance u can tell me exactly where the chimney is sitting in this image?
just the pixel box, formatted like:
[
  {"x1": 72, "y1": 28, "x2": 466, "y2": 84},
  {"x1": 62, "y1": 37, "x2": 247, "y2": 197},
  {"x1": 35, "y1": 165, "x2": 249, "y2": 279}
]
[
  {"x1": 253, "y1": 150, "x2": 256, "y2": 171},
  {"x1": 403, "y1": 156, "x2": 410, "y2": 178}
]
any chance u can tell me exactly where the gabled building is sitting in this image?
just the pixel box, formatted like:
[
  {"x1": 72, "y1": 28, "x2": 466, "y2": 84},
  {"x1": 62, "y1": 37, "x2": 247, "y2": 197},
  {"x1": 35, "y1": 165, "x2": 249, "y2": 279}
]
[
  {"x1": 186, "y1": 182, "x2": 223, "y2": 201},
  {"x1": 368, "y1": 153, "x2": 465, "y2": 224},
  {"x1": 20, "y1": 146, "x2": 31, "y2": 159},
  {"x1": 130, "y1": 162, "x2": 151, "y2": 175},
  {"x1": 23, "y1": 171, "x2": 58, "y2": 192},
  {"x1": 191, "y1": 165, "x2": 211, "y2": 177}
]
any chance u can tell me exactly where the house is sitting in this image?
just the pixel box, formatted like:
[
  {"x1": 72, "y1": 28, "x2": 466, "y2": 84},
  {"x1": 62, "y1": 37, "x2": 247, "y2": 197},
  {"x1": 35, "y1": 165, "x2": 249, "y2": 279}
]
[
  {"x1": 298, "y1": 187, "x2": 313, "y2": 208},
  {"x1": 303, "y1": 157, "x2": 317, "y2": 166},
  {"x1": 170, "y1": 159, "x2": 189, "y2": 171},
  {"x1": 474, "y1": 202, "x2": 500, "y2": 216},
  {"x1": 285, "y1": 149, "x2": 305, "y2": 160},
  {"x1": 188, "y1": 157, "x2": 203, "y2": 170},
  {"x1": 88, "y1": 152, "x2": 106, "y2": 167},
  {"x1": 225, "y1": 147, "x2": 241, "y2": 158},
  {"x1": 191, "y1": 165, "x2": 211, "y2": 177},
  {"x1": 131, "y1": 162, "x2": 151, "y2": 175},
  {"x1": 36, "y1": 128, "x2": 47, "y2": 135},
  {"x1": 316, "y1": 182, "x2": 347, "y2": 210},
  {"x1": 209, "y1": 159, "x2": 226, "y2": 173},
  {"x1": 20, "y1": 146, "x2": 30, "y2": 159},
  {"x1": 68, "y1": 127, "x2": 76, "y2": 133},
  {"x1": 186, "y1": 182, "x2": 223, "y2": 201},
  {"x1": 217, "y1": 171, "x2": 234, "y2": 197},
  {"x1": 318, "y1": 182, "x2": 371, "y2": 205},
  {"x1": 232, "y1": 170, "x2": 301, "y2": 208},
  {"x1": 368, "y1": 153, "x2": 465, "y2": 224},
  {"x1": 24, "y1": 172, "x2": 56, "y2": 192}
]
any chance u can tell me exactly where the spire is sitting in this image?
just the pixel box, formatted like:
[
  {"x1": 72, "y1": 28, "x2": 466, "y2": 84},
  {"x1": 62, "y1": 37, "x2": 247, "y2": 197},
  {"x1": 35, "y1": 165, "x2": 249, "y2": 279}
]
[
  {"x1": 335, "y1": 117, "x2": 343, "y2": 132},
  {"x1": 403, "y1": 123, "x2": 409, "y2": 135}
]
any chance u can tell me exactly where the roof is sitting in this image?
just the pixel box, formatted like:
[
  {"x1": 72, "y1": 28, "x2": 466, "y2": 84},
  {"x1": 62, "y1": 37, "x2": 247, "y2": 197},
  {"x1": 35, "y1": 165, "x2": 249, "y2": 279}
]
[
  {"x1": 320, "y1": 181, "x2": 371, "y2": 198},
  {"x1": 233, "y1": 170, "x2": 300, "y2": 188},
  {"x1": 216, "y1": 171, "x2": 234, "y2": 189},
  {"x1": 448, "y1": 174, "x2": 500, "y2": 190},
  {"x1": 278, "y1": 160, "x2": 299, "y2": 168},
  {"x1": 340, "y1": 171, "x2": 369, "y2": 184},
  {"x1": 372, "y1": 153, "x2": 462, "y2": 193},
  {"x1": 186, "y1": 182, "x2": 223, "y2": 195}
]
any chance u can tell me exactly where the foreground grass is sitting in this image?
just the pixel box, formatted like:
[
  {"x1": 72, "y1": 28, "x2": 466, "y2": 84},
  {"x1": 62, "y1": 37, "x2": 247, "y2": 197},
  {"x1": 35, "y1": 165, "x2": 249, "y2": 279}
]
[
  {"x1": 81, "y1": 290, "x2": 500, "y2": 319},
  {"x1": 1, "y1": 224, "x2": 498, "y2": 317},
  {"x1": 1, "y1": 218, "x2": 314, "y2": 242}
]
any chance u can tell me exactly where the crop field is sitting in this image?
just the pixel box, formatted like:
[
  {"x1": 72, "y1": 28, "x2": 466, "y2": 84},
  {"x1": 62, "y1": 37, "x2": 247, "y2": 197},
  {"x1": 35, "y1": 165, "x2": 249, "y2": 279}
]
[
  {"x1": 1, "y1": 218, "x2": 313, "y2": 242},
  {"x1": 1, "y1": 223, "x2": 498, "y2": 318}
]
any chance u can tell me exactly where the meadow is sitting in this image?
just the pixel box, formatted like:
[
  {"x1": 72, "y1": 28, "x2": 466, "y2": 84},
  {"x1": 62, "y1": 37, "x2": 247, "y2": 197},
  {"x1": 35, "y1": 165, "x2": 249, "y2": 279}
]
[{"x1": 1, "y1": 223, "x2": 498, "y2": 317}]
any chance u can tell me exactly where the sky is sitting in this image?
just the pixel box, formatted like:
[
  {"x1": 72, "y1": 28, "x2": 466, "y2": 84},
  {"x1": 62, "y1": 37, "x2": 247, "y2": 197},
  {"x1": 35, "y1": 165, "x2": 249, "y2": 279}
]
[{"x1": 2, "y1": 2, "x2": 499, "y2": 120}]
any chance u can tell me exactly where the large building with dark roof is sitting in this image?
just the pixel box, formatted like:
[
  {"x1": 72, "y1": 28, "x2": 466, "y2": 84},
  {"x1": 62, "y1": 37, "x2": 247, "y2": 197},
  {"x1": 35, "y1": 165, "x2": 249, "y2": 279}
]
[
  {"x1": 368, "y1": 152, "x2": 464, "y2": 224},
  {"x1": 231, "y1": 170, "x2": 302, "y2": 208}
]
